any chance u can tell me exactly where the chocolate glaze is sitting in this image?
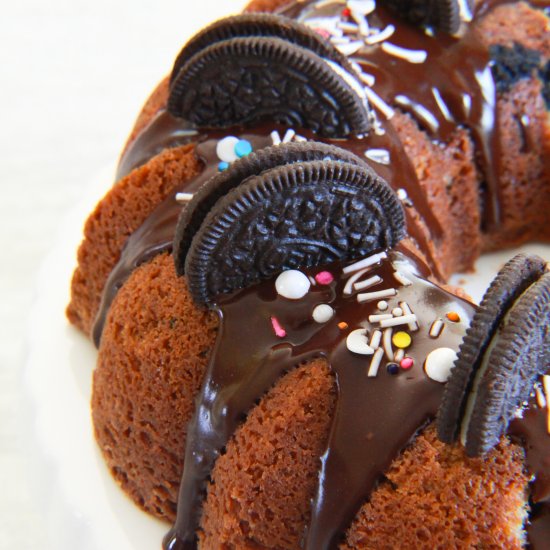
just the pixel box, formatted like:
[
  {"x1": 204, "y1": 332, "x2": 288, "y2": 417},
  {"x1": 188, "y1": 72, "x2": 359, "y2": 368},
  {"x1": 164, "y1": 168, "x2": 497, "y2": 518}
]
[{"x1": 164, "y1": 249, "x2": 476, "y2": 549}]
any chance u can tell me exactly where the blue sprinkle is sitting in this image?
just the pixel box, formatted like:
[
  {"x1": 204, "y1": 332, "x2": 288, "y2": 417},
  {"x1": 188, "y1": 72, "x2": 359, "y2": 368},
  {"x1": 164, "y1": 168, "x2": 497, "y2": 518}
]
[
  {"x1": 386, "y1": 362, "x2": 400, "y2": 375},
  {"x1": 218, "y1": 161, "x2": 230, "y2": 171},
  {"x1": 235, "y1": 139, "x2": 252, "y2": 158}
]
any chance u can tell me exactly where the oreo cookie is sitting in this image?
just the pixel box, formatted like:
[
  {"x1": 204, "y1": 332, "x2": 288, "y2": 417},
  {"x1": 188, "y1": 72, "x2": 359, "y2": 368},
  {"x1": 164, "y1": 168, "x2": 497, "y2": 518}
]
[
  {"x1": 437, "y1": 253, "x2": 548, "y2": 454},
  {"x1": 380, "y1": 0, "x2": 462, "y2": 34},
  {"x1": 183, "y1": 159, "x2": 405, "y2": 306},
  {"x1": 169, "y1": 13, "x2": 354, "y2": 85},
  {"x1": 173, "y1": 142, "x2": 370, "y2": 276},
  {"x1": 168, "y1": 36, "x2": 371, "y2": 138}
]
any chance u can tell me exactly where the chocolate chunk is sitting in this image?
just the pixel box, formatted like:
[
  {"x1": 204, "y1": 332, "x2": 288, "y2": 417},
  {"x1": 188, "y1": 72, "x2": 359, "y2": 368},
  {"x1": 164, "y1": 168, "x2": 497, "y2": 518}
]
[
  {"x1": 170, "y1": 13, "x2": 353, "y2": 85},
  {"x1": 463, "y1": 272, "x2": 550, "y2": 456},
  {"x1": 489, "y1": 42, "x2": 541, "y2": 94},
  {"x1": 184, "y1": 159, "x2": 405, "y2": 306},
  {"x1": 168, "y1": 37, "x2": 371, "y2": 138},
  {"x1": 380, "y1": 0, "x2": 461, "y2": 34},
  {"x1": 174, "y1": 142, "x2": 369, "y2": 276},
  {"x1": 437, "y1": 253, "x2": 547, "y2": 447}
]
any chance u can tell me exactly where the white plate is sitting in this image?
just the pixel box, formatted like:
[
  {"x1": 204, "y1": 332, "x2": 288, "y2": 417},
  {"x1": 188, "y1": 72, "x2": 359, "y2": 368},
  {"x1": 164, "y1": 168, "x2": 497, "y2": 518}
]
[{"x1": 22, "y1": 169, "x2": 550, "y2": 549}]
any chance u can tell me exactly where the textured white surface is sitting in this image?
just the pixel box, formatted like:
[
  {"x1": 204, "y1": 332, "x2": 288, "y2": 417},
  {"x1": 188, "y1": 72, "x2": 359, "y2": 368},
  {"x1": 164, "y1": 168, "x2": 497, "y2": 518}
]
[{"x1": 1, "y1": 1, "x2": 550, "y2": 549}]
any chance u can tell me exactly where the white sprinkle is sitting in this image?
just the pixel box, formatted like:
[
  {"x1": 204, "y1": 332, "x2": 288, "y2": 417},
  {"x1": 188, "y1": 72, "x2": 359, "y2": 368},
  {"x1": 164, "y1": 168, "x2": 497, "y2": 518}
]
[
  {"x1": 357, "y1": 288, "x2": 397, "y2": 303},
  {"x1": 383, "y1": 327, "x2": 394, "y2": 360},
  {"x1": 543, "y1": 375, "x2": 550, "y2": 434},
  {"x1": 347, "y1": 328, "x2": 375, "y2": 355},
  {"x1": 308, "y1": 276, "x2": 317, "y2": 286},
  {"x1": 317, "y1": 0, "x2": 345, "y2": 7},
  {"x1": 336, "y1": 40, "x2": 364, "y2": 56},
  {"x1": 535, "y1": 385, "x2": 547, "y2": 409},
  {"x1": 395, "y1": 94, "x2": 439, "y2": 132},
  {"x1": 365, "y1": 148, "x2": 390, "y2": 165},
  {"x1": 396, "y1": 188, "x2": 408, "y2": 201},
  {"x1": 343, "y1": 267, "x2": 371, "y2": 295},
  {"x1": 216, "y1": 136, "x2": 240, "y2": 162},
  {"x1": 358, "y1": 70, "x2": 376, "y2": 87},
  {"x1": 394, "y1": 348, "x2": 405, "y2": 362},
  {"x1": 432, "y1": 87, "x2": 453, "y2": 122},
  {"x1": 368, "y1": 348, "x2": 385, "y2": 377},
  {"x1": 365, "y1": 24, "x2": 395, "y2": 45},
  {"x1": 372, "y1": 116, "x2": 386, "y2": 135},
  {"x1": 312, "y1": 304, "x2": 335, "y2": 323},
  {"x1": 348, "y1": 0, "x2": 376, "y2": 16},
  {"x1": 354, "y1": 274, "x2": 382, "y2": 291},
  {"x1": 424, "y1": 347, "x2": 458, "y2": 383},
  {"x1": 294, "y1": 134, "x2": 307, "y2": 142},
  {"x1": 275, "y1": 270, "x2": 310, "y2": 299},
  {"x1": 270, "y1": 130, "x2": 281, "y2": 145},
  {"x1": 381, "y1": 42, "x2": 428, "y2": 64},
  {"x1": 369, "y1": 314, "x2": 393, "y2": 323},
  {"x1": 337, "y1": 21, "x2": 359, "y2": 32},
  {"x1": 282, "y1": 129, "x2": 296, "y2": 143},
  {"x1": 363, "y1": 85, "x2": 395, "y2": 119},
  {"x1": 380, "y1": 314, "x2": 417, "y2": 328},
  {"x1": 350, "y1": 10, "x2": 369, "y2": 36},
  {"x1": 369, "y1": 329, "x2": 382, "y2": 350},
  {"x1": 429, "y1": 319, "x2": 444, "y2": 338},
  {"x1": 331, "y1": 35, "x2": 352, "y2": 45},
  {"x1": 392, "y1": 307, "x2": 403, "y2": 317},
  {"x1": 175, "y1": 192, "x2": 193, "y2": 203},
  {"x1": 343, "y1": 251, "x2": 387, "y2": 274},
  {"x1": 400, "y1": 302, "x2": 419, "y2": 331},
  {"x1": 394, "y1": 271, "x2": 413, "y2": 287},
  {"x1": 458, "y1": 0, "x2": 473, "y2": 22},
  {"x1": 377, "y1": 300, "x2": 388, "y2": 311}
]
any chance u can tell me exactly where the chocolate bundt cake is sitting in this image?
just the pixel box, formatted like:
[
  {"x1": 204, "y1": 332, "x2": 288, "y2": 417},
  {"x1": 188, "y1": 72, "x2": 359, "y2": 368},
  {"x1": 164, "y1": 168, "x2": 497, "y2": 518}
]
[{"x1": 67, "y1": 0, "x2": 550, "y2": 548}]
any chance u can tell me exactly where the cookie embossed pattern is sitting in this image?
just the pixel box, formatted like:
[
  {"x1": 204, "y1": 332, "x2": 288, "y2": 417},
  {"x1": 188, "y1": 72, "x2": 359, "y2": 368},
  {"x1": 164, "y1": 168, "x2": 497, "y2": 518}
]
[{"x1": 65, "y1": 0, "x2": 550, "y2": 548}]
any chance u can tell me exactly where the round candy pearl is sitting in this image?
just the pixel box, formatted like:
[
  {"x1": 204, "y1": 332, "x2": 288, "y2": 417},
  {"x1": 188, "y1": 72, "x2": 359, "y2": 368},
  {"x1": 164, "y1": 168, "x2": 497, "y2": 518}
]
[
  {"x1": 218, "y1": 161, "x2": 229, "y2": 172},
  {"x1": 377, "y1": 300, "x2": 388, "y2": 311},
  {"x1": 235, "y1": 139, "x2": 252, "y2": 158},
  {"x1": 275, "y1": 270, "x2": 311, "y2": 299},
  {"x1": 386, "y1": 362, "x2": 400, "y2": 375},
  {"x1": 312, "y1": 304, "x2": 335, "y2": 323},
  {"x1": 400, "y1": 357, "x2": 414, "y2": 370},
  {"x1": 392, "y1": 331, "x2": 411, "y2": 349},
  {"x1": 424, "y1": 347, "x2": 458, "y2": 383},
  {"x1": 216, "y1": 136, "x2": 240, "y2": 162},
  {"x1": 315, "y1": 271, "x2": 334, "y2": 285}
]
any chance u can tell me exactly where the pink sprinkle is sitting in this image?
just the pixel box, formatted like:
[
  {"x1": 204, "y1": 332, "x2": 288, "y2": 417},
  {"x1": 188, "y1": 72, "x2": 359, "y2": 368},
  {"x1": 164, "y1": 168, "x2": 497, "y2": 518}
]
[
  {"x1": 400, "y1": 357, "x2": 414, "y2": 370},
  {"x1": 314, "y1": 27, "x2": 331, "y2": 39},
  {"x1": 271, "y1": 316, "x2": 287, "y2": 338},
  {"x1": 315, "y1": 271, "x2": 334, "y2": 285}
]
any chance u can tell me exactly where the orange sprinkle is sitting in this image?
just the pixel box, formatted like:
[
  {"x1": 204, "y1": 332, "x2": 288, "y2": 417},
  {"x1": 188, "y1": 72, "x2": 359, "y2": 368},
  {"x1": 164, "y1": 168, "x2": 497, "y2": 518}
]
[
  {"x1": 338, "y1": 322, "x2": 349, "y2": 330},
  {"x1": 446, "y1": 311, "x2": 460, "y2": 322}
]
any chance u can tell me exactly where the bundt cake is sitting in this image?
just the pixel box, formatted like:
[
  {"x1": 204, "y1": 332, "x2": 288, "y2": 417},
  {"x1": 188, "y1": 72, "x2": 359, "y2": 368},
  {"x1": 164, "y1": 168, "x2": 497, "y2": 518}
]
[{"x1": 67, "y1": 0, "x2": 550, "y2": 548}]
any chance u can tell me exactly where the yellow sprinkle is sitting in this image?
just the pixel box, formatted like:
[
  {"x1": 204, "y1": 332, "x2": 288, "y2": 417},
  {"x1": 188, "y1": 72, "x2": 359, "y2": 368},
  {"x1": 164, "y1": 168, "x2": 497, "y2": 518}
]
[
  {"x1": 446, "y1": 311, "x2": 460, "y2": 322},
  {"x1": 392, "y1": 331, "x2": 411, "y2": 349}
]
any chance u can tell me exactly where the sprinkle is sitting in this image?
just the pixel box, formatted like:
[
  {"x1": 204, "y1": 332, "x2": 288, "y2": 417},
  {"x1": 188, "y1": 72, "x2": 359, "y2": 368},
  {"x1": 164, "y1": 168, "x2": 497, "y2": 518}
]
[
  {"x1": 396, "y1": 188, "x2": 408, "y2": 201},
  {"x1": 338, "y1": 322, "x2": 349, "y2": 330},
  {"x1": 429, "y1": 319, "x2": 444, "y2": 338},
  {"x1": 383, "y1": 327, "x2": 394, "y2": 360},
  {"x1": 216, "y1": 136, "x2": 240, "y2": 162},
  {"x1": 347, "y1": 0, "x2": 376, "y2": 16},
  {"x1": 400, "y1": 356, "x2": 414, "y2": 370},
  {"x1": 394, "y1": 348, "x2": 405, "y2": 362},
  {"x1": 350, "y1": 9, "x2": 369, "y2": 36},
  {"x1": 535, "y1": 385, "x2": 547, "y2": 409},
  {"x1": 275, "y1": 270, "x2": 311, "y2": 299},
  {"x1": 294, "y1": 134, "x2": 307, "y2": 142},
  {"x1": 363, "y1": 85, "x2": 395, "y2": 119},
  {"x1": 308, "y1": 276, "x2": 317, "y2": 286},
  {"x1": 315, "y1": 271, "x2": 334, "y2": 285},
  {"x1": 365, "y1": 148, "x2": 390, "y2": 165},
  {"x1": 343, "y1": 251, "x2": 387, "y2": 274},
  {"x1": 368, "y1": 348, "x2": 384, "y2": 377},
  {"x1": 312, "y1": 304, "x2": 335, "y2": 323},
  {"x1": 369, "y1": 329, "x2": 382, "y2": 350},
  {"x1": 369, "y1": 313, "x2": 393, "y2": 323},
  {"x1": 331, "y1": 35, "x2": 352, "y2": 45},
  {"x1": 354, "y1": 274, "x2": 382, "y2": 291},
  {"x1": 381, "y1": 42, "x2": 428, "y2": 63},
  {"x1": 387, "y1": 362, "x2": 400, "y2": 375},
  {"x1": 399, "y1": 302, "x2": 419, "y2": 331},
  {"x1": 270, "y1": 130, "x2": 282, "y2": 145},
  {"x1": 424, "y1": 347, "x2": 458, "y2": 383},
  {"x1": 392, "y1": 331, "x2": 411, "y2": 349},
  {"x1": 347, "y1": 328, "x2": 375, "y2": 355},
  {"x1": 342, "y1": 7, "x2": 352, "y2": 16},
  {"x1": 364, "y1": 24, "x2": 395, "y2": 44},
  {"x1": 543, "y1": 375, "x2": 550, "y2": 433},
  {"x1": 313, "y1": 27, "x2": 331, "y2": 39},
  {"x1": 377, "y1": 300, "x2": 388, "y2": 311},
  {"x1": 218, "y1": 161, "x2": 229, "y2": 171},
  {"x1": 458, "y1": 0, "x2": 474, "y2": 22},
  {"x1": 380, "y1": 314, "x2": 418, "y2": 328},
  {"x1": 271, "y1": 316, "x2": 286, "y2": 338},
  {"x1": 235, "y1": 139, "x2": 252, "y2": 158},
  {"x1": 357, "y1": 70, "x2": 376, "y2": 87},
  {"x1": 336, "y1": 40, "x2": 364, "y2": 56},
  {"x1": 175, "y1": 192, "x2": 193, "y2": 203},
  {"x1": 446, "y1": 311, "x2": 461, "y2": 322},
  {"x1": 343, "y1": 267, "x2": 371, "y2": 295},
  {"x1": 337, "y1": 21, "x2": 359, "y2": 32},
  {"x1": 357, "y1": 288, "x2": 397, "y2": 303},
  {"x1": 393, "y1": 271, "x2": 413, "y2": 286},
  {"x1": 282, "y1": 129, "x2": 296, "y2": 143},
  {"x1": 392, "y1": 307, "x2": 403, "y2": 317}
]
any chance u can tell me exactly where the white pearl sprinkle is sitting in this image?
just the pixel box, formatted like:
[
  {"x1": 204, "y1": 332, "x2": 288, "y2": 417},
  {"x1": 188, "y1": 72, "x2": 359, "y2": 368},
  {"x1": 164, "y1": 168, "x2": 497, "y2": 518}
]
[
  {"x1": 392, "y1": 307, "x2": 403, "y2": 317},
  {"x1": 275, "y1": 270, "x2": 311, "y2": 300},
  {"x1": 424, "y1": 347, "x2": 458, "y2": 383},
  {"x1": 216, "y1": 136, "x2": 239, "y2": 163},
  {"x1": 377, "y1": 300, "x2": 388, "y2": 311},
  {"x1": 312, "y1": 304, "x2": 335, "y2": 324}
]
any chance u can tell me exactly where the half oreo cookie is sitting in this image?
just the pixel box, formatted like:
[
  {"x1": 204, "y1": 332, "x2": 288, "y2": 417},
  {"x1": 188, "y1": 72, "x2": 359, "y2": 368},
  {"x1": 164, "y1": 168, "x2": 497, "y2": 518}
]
[
  {"x1": 173, "y1": 141, "x2": 370, "y2": 276},
  {"x1": 168, "y1": 36, "x2": 371, "y2": 138},
  {"x1": 169, "y1": 13, "x2": 354, "y2": 85},
  {"x1": 437, "y1": 253, "x2": 548, "y2": 455},
  {"x1": 183, "y1": 159, "x2": 406, "y2": 306}
]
